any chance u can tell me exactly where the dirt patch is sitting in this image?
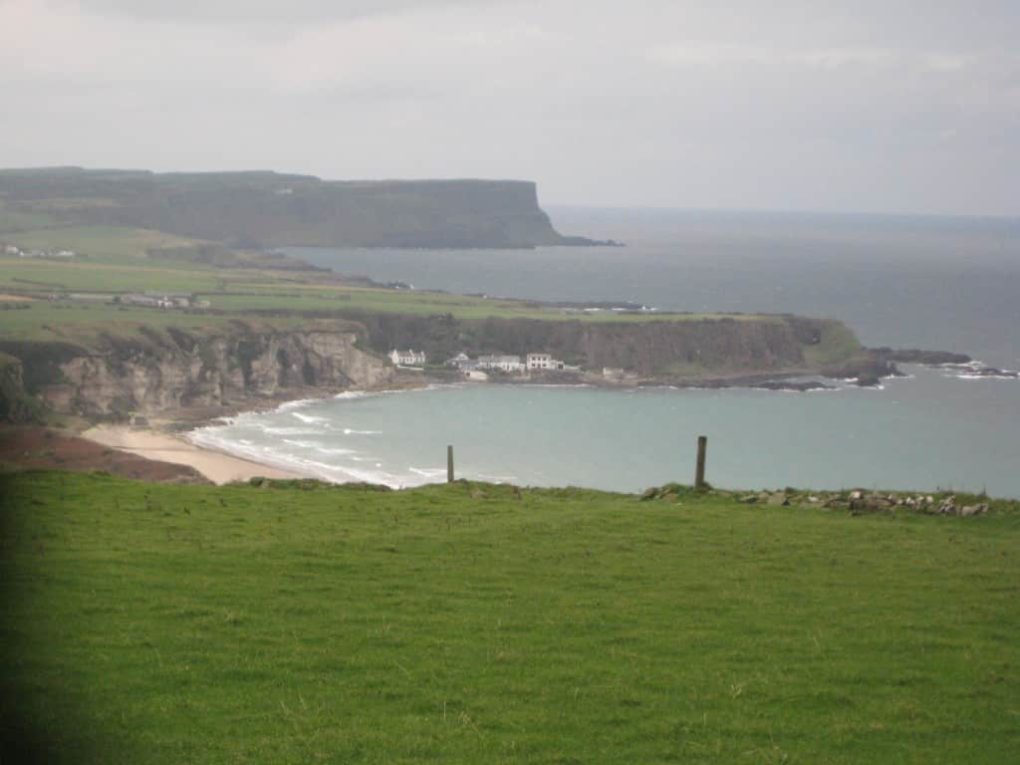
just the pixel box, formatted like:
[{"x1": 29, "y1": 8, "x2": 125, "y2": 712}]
[{"x1": 0, "y1": 426, "x2": 209, "y2": 484}]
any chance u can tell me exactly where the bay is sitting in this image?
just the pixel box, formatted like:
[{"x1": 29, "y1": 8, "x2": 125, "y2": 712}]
[{"x1": 192, "y1": 208, "x2": 1020, "y2": 496}]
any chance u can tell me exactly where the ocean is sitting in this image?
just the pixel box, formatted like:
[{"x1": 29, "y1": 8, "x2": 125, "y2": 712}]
[{"x1": 190, "y1": 209, "x2": 1020, "y2": 496}]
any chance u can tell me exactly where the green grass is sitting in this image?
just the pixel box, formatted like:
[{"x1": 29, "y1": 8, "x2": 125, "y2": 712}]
[
  {"x1": 1, "y1": 225, "x2": 197, "y2": 264},
  {"x1": 0, "y1": 225, "x2": 778, "y2": 324},
  {"x1": 2, "y1": 471, "x2": 1017, "y2": 763}
]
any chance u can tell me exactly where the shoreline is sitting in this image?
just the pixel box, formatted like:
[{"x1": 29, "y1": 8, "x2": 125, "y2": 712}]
[
  {"x1": 82, "y1": 424, "x2": 309, "y2": 485},
  {"x1": 76, "y1": 361, "x2": 936, "y2": 488}
]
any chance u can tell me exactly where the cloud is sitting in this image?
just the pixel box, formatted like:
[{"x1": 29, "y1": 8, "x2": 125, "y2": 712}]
[
  {"x1": 0, "y1": 0, "x2": 1017, "y2": 214},
  {"x1": 57, "y1": 0, "x2": 478, "y2": 25}
]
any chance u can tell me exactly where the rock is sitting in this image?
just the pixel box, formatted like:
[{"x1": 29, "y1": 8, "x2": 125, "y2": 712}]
[
  {"x1": 767, "y1": 493, "x2": 790, "y2": 506},
  {"x1": 849, "y1": 490, "x2": 863, "y2": 501},
  {"x1": 738, "y1": 494, "x2": 759, "y2": 504},
  {"x1": 938, "y1": 496, "x2": 957, "y2": 515},
  {"x1": 37, "y1": 327, "x2": 393, "y2": 417}
]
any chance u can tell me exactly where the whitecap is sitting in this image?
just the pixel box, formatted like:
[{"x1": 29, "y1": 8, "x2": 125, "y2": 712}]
[
  {"x1": 314, "y1": 446, "x2": 355, "y2": 456},
  {"x1": 261, "y1": 426, "x2": 320, "y2": 436},
  {"x1": 276, "y1": 398, "x2": 320, "y2": 412},
  {"x1": 408, "y1": 467, "x2": 447, "y2": 478},
  {"x1": 282, "y1": 439, "x2": 320, "y2": 448},
  {"x1": 291, "y1": 412, "x2": 328, "y2": 424}
]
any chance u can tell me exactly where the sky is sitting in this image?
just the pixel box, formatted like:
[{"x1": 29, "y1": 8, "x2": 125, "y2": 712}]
[{"x1": 1, "y1": 0, "x2": 1018, "y2": 216}]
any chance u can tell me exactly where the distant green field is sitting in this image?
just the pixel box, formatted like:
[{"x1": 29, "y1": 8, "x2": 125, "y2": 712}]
[
  {"x1": 0, "y1": 225, "x2": 775, "y2": 324},
  {"x1": 2, "y1": 472, "x2": 1017, "y2": 763},
  {"x1": 1, "y1": 226, "x2": 199, "y2": 264}
]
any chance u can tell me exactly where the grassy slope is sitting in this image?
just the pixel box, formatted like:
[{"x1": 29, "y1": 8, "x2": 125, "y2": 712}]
[
  {"x1": 0, "y1": 225, "x2": 792, "y2": 325},
  {"x1": 2, "y1": 472, "x2": 1017, "y2": 763}
]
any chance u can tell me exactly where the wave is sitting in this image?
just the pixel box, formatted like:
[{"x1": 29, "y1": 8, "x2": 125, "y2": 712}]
[
  {"x1": 314, "y1": 446, "x2": 356, "y2": 456},
  {"x1": 408, "y1": 467, "x2": 447, "y2": 479},
  {"x1": 260, "y1": 426, "x2": 321, "y2": 436},
  {"x1": 276, "y1": 398, "x2": 321, "y2": 412},
  {"x1": 341, "y1": 428, "x2": 382, "y2": 435},
  {"x1": 187, "y1": 428, "x2": 406, "y2": 487},
  {"x1": 282, "y1": 439, "x2": 321, "y2": 448},
  {"x1": 291, "y1": 412, "x2": 328, "y2": 424}
]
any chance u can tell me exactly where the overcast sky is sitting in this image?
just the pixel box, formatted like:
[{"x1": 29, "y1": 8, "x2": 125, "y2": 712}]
[{"x1": 2, "y1": 0, "x2": 1018, "y2": 215}]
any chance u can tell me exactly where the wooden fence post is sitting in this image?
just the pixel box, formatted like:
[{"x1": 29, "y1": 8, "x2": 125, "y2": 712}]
[
  {"x1": 447, "y1": 445, "x2": 455, "y2": 483},
  {"x1": 695, "y1": 435, "x2": 708, "y2": 489}
]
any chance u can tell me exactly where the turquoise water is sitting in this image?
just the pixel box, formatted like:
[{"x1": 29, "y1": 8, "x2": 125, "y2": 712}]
[
  {"x1": 191, "y1": 367, "x2": 1020, "y2": 496},
  {"x1": 195, "y1": 209, "x2": 1020, "y2": 495}
]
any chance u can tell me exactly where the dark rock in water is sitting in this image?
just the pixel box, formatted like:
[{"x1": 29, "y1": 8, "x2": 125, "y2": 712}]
[
  {"x1": 821, "y1": 357, "x2": 900, "y2": 385},
  {"x1": 869, "y1": 347, "x2": 972, "y2": 365},
  {"x1": 957, "y1": 366, "x2": 1019, "y2": 379}
]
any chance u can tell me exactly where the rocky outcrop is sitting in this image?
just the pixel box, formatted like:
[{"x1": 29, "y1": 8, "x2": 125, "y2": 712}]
[
  {"x1": 28, "y1": 326, "x2": 392, "y2": 417},
  {"x1": 869, "y1": 347, "x2": 971, "y2": 365},
  {"x1": 0, "y1": 353, "x2": 43, "y2": 424}
]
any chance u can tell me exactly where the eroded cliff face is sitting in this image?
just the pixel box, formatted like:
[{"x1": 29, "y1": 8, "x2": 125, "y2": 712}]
[{"x1": 37, "y1": 328, "x2": 392, "y2": 417}]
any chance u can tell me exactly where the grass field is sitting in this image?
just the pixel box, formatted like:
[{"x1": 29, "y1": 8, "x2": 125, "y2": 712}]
[
  {"x1": 1, "y1": 471, "x2": 1017, "y2": 763},
  {"x1": 0, "y1": 225, "x2": 782, "y2": 330}
]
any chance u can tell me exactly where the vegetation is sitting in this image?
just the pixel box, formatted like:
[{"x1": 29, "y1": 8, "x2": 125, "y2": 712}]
[
  {"x1": 0, "y1": 225, "x2": 862, "y2": 382},
  {"x1": 2, "y1": 471, "x2": 1017, "y2": 763},
  {"x1": 0, "y1": 168, "x2": 585, "y2": 249}
]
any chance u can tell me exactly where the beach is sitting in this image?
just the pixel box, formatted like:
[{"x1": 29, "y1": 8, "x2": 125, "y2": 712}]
[{"x1": 82, "y1": 424, "x2": 305, "y2": 485}]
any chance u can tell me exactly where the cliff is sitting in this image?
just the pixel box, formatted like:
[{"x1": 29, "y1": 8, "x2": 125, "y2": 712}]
[
  {"x1": 0, "y1": 313, "x2": 868, "y2": 420},
  {"x1": 0, "y1": 353, "x2": 43, "y2": 424},
  {"x1": 0, "y1": 323, "x2": 392, "y2": 418},
  {"x1": 350, "y1": 312, "x2": 861, "y2": 381},
  {"x1": 0, "y1": 167, "x2": 605, "y2": 249}
]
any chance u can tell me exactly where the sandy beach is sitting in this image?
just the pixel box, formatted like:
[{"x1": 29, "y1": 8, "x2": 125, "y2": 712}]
[{"x1": 82, "y1": 425, "x2": 304, "y2": 485}]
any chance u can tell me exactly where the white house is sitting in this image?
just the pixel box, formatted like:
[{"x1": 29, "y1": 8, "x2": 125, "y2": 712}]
[
  {"x1": 477, "y1": 354, "x2": 524, "y2": 373},
  {"x1": 527, "y1": 352, "x2": 567, "y2": 371},
  {"x1": 526, "y1": 353, "x2": 552, "y2": 370},
  {"x1": 389, "y1": 349, "x2": 427, "y2": 367},
  {"x1": 447, "y1": 352, "x2": 472, "y2": 368}
]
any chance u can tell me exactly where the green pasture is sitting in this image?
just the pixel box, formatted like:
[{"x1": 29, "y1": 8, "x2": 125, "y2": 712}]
[{"x1": 1, "y1": 472, "x2": 1017, "y2": 763}]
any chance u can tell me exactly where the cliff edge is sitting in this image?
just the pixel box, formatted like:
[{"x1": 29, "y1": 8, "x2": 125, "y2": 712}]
[{"x1": 0, "y1": 167, "x2": 611, "y2": 249}]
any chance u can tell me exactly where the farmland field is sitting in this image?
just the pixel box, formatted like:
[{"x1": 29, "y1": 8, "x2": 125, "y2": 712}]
[{"x1": 2, "y1": 472, "x2": 1017, "y2": 763}]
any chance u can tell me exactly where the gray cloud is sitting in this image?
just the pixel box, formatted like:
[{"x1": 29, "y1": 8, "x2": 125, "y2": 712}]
[
  {"x1": 58, "y1": 0, "x2": 477, "y2": 24},
  {"x1": 1, "y1": 0, "x2": 1017, "y2": 215}
]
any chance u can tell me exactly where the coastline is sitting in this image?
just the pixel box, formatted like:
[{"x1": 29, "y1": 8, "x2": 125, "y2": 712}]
[
  {"x1": 75, "y1": 368, "x2": 883, "y2": 486},
  {"x1": 82, "y1": 424, "x2": 308, "y2": 485}
]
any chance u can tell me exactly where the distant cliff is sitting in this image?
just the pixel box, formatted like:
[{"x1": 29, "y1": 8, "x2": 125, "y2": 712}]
[{"x1": 0, "y1": 167, "x2": 611, "y2": 249}]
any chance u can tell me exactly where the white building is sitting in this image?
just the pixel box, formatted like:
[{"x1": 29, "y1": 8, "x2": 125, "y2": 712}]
[
  {"x1": 477, "y1": 354, "x2": 524, "y2": 373},
  {"x1": 447, "y1": 352, "x2": 472, "y2": 368},
  {"x1": 527, "y1": 352, "x2": 567, "y2": 371},
  {"x1": 526, "y1": 353, "x2": 551, "y2": 370},
  {"x1": 389, "y1": 349, "x2": 427, "y2": 367}
]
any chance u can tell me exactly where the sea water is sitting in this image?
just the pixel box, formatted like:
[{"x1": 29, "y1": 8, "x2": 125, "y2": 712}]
[{"x1": 192, "y1": 209, "x2": 1020, "y2": 496}]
